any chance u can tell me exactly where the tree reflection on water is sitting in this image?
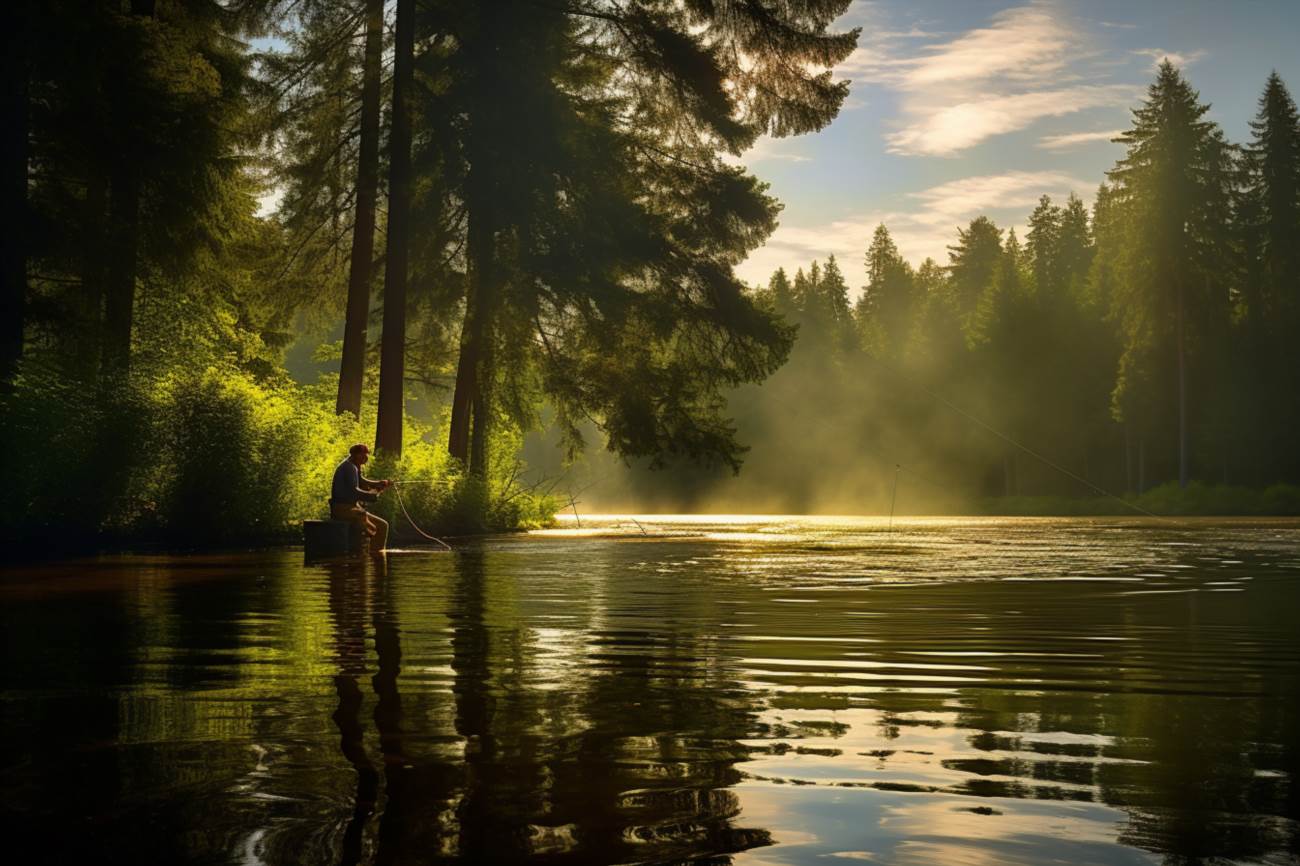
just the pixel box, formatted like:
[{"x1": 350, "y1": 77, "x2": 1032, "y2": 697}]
[
  {"x1": 319, "y1": 546, "x2": 771, "y2": 863},
  {"x1": 0, "y1": 519, "x2": 1297, "y2": 865}
]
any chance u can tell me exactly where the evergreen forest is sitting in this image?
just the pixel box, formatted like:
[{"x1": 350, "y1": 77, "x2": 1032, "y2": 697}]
[
  {"x1": 575, "y1": 62, "x2": 1300, "y2": 517},
  {"x1": 4, "y1": 3, "x2": 1299, "y2": 551}
]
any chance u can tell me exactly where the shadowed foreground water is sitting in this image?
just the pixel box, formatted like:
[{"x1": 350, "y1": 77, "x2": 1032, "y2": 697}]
[{"x1": 2, "y1": 516, "x2": 1299, "y2": 865}]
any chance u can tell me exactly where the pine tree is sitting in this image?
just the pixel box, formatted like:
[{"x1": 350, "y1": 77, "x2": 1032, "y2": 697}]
[
  {"x1": 373, "y1": 0, "x2": 414, "y2": 458},
  {"x1": 335, "y1": 0, "x2": 384, "y2": 419},
  {"x1": 1247, "y1": 72, "x2": 1300, "y2": 322},
  {"x1": 435, "y1": 0, "x2": 858, "y2": 474},
  {"x1": 1107, "y1": 61, "x2": 1235, "y2": 488},
  {"x1": 819, "y1": 255, "x2": 855, "y2": 354},
  {"x1": 947, "y1": 216, "x2": 1003, "y2": 340},
  {"x1": 791, "y1": 267, "x2": 811, "y2": 312},
  {"x1": 972, "y1": 228, "x2": 1026, "y2": 349},
  {"x1": 1056, "y1": 193, "x2": 1094, "y2": 296},
  {"x1": 257, "y1": 0, "x2": 390, "y2": 415},
  {"x1": 768, "y1": 267, "x2": 796, "y2": 319},
  {"x1": 1025, "y1": 195, "x2": 1061, "y2": 295},
  {"x1": 19, "y1": 1, "x2": 260, "y2": 378},
  {"x1": 1244, "y1": 71, "x2": 1300, "y2": 479},
  {"x1": 799, "y1": 259, "x2": 827, "y2": 340},
  {"x1": 914, "y1": 258, "x2": 947, "y2": 298},
  {"x1": 909, "y1": 254, "x2": 963, "y2": 382},
  {"x1": 820, "y1": 256, "x2": 851, "y2": 322},
  {"x1": 1048, "y1": 191, "x2": 1109, "y2": 484},
  {"x1": 864, "y1": 224, "x2": 902, "y2": 300},
  {"x1": 859, "y1": 224, "x2": 915, "y2": 359},
  {"x1": 978, "y1": 230, "x2": 1030, "y2": 494}
]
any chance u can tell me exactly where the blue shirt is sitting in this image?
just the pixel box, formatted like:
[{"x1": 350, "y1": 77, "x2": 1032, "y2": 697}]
[{"x1": 331, "y1": 459, "x2": 376, "y2": 505}]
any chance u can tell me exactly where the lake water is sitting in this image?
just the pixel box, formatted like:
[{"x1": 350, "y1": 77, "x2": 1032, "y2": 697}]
[{"x1": 2, "y1": 516, "x2": 1299, "y2": 865}]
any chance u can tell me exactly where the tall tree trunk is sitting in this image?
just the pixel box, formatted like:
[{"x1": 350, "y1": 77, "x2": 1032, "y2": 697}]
[
  {"x1": 100, "y1": 0, "x2": 154, "y2": 377},
  {"x1": 447, "y1": 301, "x2": 478, "y2": 464},
  {"x1": 449, "y1": 6, "x2": 504, "y2": 468},
  {"x1": 448, "y1": 13, "x2": 499, "y2": 468},
  {"x1": 449, "y1": 203, "x2": 492, "y2": 467},
  {"x1": 1, "y1": 2, "x2": 31, "y2": 389},
  {"x1": 469, "y1": 328, "x2": 493, "y2": 478},
  {"x1": 336, "y1": 0, "x2": 384, "y2": 418},
  {"x1": 373, "y1": 0, "x2": 414, "y2": 457}
]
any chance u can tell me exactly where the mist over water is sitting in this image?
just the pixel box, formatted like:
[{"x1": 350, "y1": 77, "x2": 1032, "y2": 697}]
[
  {"x1": 522, "y1": 393, "x2": 978, "y2": 518},
  {"x1": 2, "y1": 516, "x2": 1298, "y2": 865}
]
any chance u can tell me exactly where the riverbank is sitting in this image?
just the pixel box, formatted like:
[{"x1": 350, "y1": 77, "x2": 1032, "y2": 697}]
[
  {"x1": 976, "y1": 480, "x2": 1300, "y2": 517},
  {"x1": 1, "y1": 361, "x2": 557, "y2": 556}
]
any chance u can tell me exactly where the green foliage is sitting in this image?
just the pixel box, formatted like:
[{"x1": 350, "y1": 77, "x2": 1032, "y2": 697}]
[
  {"x1": 424, "y1": 0, "x2": 855, "y2": 476},
  {"x1": 0, "y1": 359, "x2": 553, "y2": 550},
  {"x1": 1241, "y1": 72, "x2": 1300, "y2": 481},
  {"x1": 0, "y1": 362, "x2": 152, "y2": 544},
  {"x1": 1106, "y1": 62, "x2": 1236, "y2": 455},
  {"x1": 365, "y1": 413, "x2": 557, "y2": 537}
]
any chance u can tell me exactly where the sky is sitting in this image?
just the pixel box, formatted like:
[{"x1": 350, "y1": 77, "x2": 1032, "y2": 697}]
[{"x1": 733, "y1": 0, "x2": 1300, "y2": 293}]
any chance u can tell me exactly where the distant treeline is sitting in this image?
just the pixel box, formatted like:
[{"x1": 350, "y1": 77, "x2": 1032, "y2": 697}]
[
  {"x1": 589, "y1": 63, "x2": 1300, "y2": 513},
  {"x1": 755, "y1": 63, "x2": 1300, "y2": 505}
]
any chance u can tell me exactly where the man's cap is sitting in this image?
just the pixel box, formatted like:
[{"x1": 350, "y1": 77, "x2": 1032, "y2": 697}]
[{"x1": 349, "y1": 443, "x2": 370, "y2": 456}]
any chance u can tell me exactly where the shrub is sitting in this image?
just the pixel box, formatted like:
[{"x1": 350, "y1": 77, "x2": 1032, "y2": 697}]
[{"x1": 0, "y1": 359, "x2": 555, "y2": 552}]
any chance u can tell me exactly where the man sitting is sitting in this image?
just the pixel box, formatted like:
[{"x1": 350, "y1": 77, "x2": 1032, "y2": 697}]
[{"x1": 330, "y1": 443, "x2": 391, "y2": 554}]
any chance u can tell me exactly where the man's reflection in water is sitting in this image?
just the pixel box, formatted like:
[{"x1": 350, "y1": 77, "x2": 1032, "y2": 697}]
[{"x1": 325, "y1": 558, "x2": 378, "y2": 866}]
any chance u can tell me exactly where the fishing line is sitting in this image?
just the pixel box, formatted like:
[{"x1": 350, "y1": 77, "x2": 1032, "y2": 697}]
[{"x1": 390, "y1": 481, "x2": 454, "y2": 551}]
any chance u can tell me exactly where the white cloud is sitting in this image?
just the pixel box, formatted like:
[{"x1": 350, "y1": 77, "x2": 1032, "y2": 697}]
[
  {"x1": 839, "y1": 4, "x2": 1074, "y2": 87},
  {"x1": 902, "y1": 5, "x2": 1074, "y2": 87},
  {"x1": 1132, "y1": 48, "x2": 1206, "y2": 71},
  {"x1": 838, "y1": 2, "x2": 1139, "y2": 156},
  {"x1": 738, "y1": 170, "x2": 1092, "y2": 289},
  {"x1": 752, "y1": 152, "x2": 812, "y2": 164},
  {"x1": 731, "y1": 136, "x2": 813, "y2": 166},
  {"x1": 906, "y1": 170, "x2": 1090, "y2": 223},
  {"x1": 1037, "y1": 128, "x2": 1125, "y2": 149},
  {"x1": 886, "y1": 86, "x2": 1137, "y2": 156}
]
